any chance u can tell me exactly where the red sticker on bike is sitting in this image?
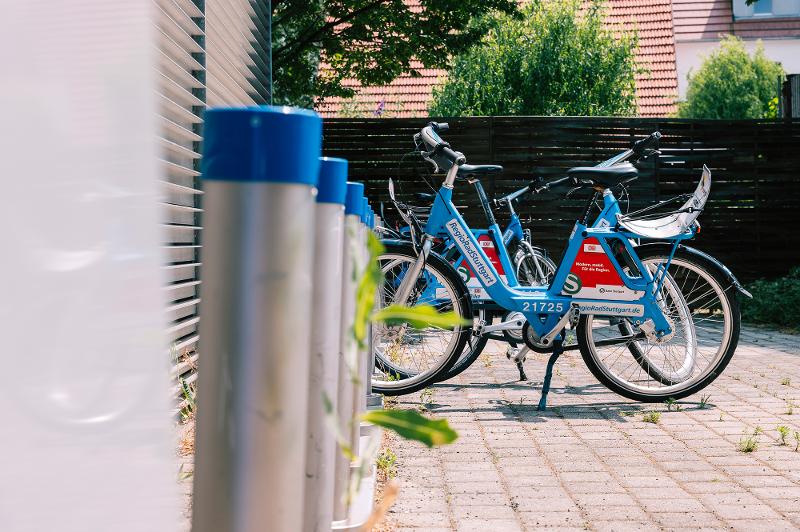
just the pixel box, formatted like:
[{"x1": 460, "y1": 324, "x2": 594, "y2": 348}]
[
  {"x1": 561, "y1": 238, "x2": 643, "y2": 301},
  {"x1": 455, "y1": 234, "x2": 505, "y2": 299}
]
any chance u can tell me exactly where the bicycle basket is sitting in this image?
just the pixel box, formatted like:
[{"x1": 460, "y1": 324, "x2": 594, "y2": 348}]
[{"x1": 617, "y1": 165, "x2": 710, "y2": 239}]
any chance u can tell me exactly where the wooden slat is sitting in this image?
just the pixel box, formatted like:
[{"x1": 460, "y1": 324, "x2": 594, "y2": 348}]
[{"x1": 324, "y1": 117, "x2": 800, "y2": 282}]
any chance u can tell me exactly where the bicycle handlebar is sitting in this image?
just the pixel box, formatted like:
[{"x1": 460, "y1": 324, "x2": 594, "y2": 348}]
[
  {"x1": 631, "y1": 131, "x2": 661, "y2": 156},
  {"x1": 420, "y1": 122, "x2": 465, "y2": 169}
]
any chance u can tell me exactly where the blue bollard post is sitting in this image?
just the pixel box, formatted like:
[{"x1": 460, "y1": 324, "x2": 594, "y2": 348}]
[
  {"x1": 304, "y1": 157, "x2": 348, "y2": 532},
  {"x1": 333, "y1": 182, "x2": 364, "y2": 522},
  {"x1": 356, "y1": 197, "x2": 372, "y2": 417},
  {"x1": 193, "y1": 106, "x2": 321, "y2": 532}
]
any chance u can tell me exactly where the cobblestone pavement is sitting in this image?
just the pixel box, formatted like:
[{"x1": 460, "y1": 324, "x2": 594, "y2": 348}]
[{"x1": 388, "y1": 326, "x2": 800, "y2": 531}]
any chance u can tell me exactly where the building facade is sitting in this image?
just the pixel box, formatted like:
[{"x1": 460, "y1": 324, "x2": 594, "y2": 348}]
[
  {"x1": 317, "y1": 0, "x2": 800, "y2": 118},
  {"x1": 672, "y1": 0, "x2": 800, "y2": 97}
]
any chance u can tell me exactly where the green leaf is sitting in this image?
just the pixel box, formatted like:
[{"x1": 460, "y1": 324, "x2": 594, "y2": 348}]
[
  {"x1": 362, "y1": 409, "x2": 459, "y2": 447},
  {"x1": 353, "y1": 233, "x2": 385, "y2": 348},
  {"x1": 371, "y1": 303, "x2": 470, "y2": 330},
  {"x1": 322, "y1": 392, "x2": 355, "y2": 461}
]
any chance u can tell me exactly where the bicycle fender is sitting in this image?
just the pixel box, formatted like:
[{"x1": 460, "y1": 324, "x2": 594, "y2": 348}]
[{"x1": 633, "y1": 242, "x2": 752, "y2": 299}]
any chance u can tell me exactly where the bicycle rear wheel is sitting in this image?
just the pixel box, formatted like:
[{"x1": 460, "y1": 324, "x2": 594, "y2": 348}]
[
  {"x1": 372, "y1": 241, "x2": 472, "y2": 396},
  {"x1": 577, "y1": 246, "x2": 740, "y2": 402}
]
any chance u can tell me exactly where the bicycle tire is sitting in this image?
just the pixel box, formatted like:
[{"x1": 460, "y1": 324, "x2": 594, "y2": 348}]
[
  {"x1": 372, "y1": 241, "x2": 473, "y2": 396},
  {"x1": 433, "y1": 311, "x2": 492, "y2": 382},
  {"x1": 577, "y1": 246, "x2": 741, "y2": 402}
]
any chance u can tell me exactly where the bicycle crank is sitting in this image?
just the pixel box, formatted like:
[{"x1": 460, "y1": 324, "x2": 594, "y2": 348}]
[{"x1": 522, "y1": 306, "x2": 579, "y2": 351}]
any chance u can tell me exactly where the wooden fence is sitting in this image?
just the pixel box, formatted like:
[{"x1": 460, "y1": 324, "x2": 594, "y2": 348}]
[{"x1": 323, "y1": 117, "x2": 800, "y2": 282}]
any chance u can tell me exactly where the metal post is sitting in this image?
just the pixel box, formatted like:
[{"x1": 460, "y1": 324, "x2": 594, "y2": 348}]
[
  {"x1": 304, "y1": 158, "x2": 348, "y2": 532},
  {"x1": 193, "y1": 106, "x2": 322, "y2": 532},
  {"x1": 333, "y1": 182, "x2": 365, "y2": 521},
  {"x1": 366, "y1": 212, "x2": 383, "y2": 408},
  {"x1": 356, "y1": 198, "x2": 371, "y2": 417}
]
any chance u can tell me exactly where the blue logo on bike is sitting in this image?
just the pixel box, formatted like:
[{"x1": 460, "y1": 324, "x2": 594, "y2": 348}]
[{"x1": 446, "y1": 219, "x2": 497, "y2": 286}]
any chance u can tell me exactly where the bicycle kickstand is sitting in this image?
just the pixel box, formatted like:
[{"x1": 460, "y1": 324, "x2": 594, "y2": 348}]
[
  {"x1": 516, "y1": 358, "x2": 528, "y2": 381},
  {"x1": 507, "y1": 345, "x2": 530, "y2": 381},
  {"x1": 537, "y1": 333, "x2": 565, "y2": 411}
]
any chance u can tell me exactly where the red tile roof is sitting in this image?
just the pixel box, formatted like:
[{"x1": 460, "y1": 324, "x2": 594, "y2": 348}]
[
  {"x1": 317, "y1": 0, "x2": 679, "y2": 118},
  {"x1": 607, "y1": 0, "x2": 679, "y2": 116},
  {"x1": 316, "y1": 61, "x2": 445, "y2": 118}
]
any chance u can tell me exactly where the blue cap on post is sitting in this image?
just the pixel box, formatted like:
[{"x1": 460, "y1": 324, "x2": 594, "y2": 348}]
[
  {"x1": 361, "y1": 198, "x2": 370, "y2": 225},
  {"x1": 202, "y1": 106, "x2": 322, "y2": 185},
  {"x1": 317, "y1": 157, "x2": 348, "y2": 204},
  {"x1": 345, "y1": 182, "x2": 364, "y2": 216}
]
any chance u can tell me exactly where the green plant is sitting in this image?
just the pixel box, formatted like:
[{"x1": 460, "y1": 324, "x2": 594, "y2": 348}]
[
  {"x1": 777, "y1": 425, "x2": 790, "y2": 445},
  {"x1": 480, "y1": 352, "x2": 493, "y2": 368},
  {"x1": 271, "y1": 0, "x2": 517, "y2": 107},
  {"x1": 430, "y1": 0, "x2": 639, "y2": 117},
  {"x1": 362, "y1": 409, "x2": 458, "y2": 447},
  {"x1": 418, "y1": 388, "x2": 434, "y2": 412},
  {"x1": 642, "y1": 411, "x2": 661, "y2": 424},
  {"x1": 794, "y1": 431, "x2": 800, "y2": 452},
  {"x1": 787, "y1": 403, "x2": 795, "y2": 416},
  {"x1": 383, "y1": 395, "x2": 398, "y2": 409},
  {"x1": 781, "y1": 377, "x2": 791, "y2": 386},
  {"x1": 742, "y1": 270, "x2": 800, "y2": 329},
  {"x1": 677, "y1": 35, "x2": 785, "y2": 119},
  {"x1": 179, "y1": 379, "x2": 196, "y2": 423},
  {"x1": 329, "y1": 232, "x2": 466, "y2": 512},
  {"x1": 699, "y1": 394, "x2": 711, "y2": 409},
  {"x1": 737, "y1": 428, "x2": 761, "y2": 453},
  {"x1": 665, "y1": 398, "x2": 680, "y2": 412},
  {"x1": 375, "y1": 448, "x2": 397, "y2": 479}
]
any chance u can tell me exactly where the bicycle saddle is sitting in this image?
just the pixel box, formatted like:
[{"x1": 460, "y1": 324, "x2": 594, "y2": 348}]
[
  {"x1": 457, "y1": 164, "x2": 503, "y2": 179},
  {"x1": 566, "y1": 163, "x2": 638, "y2": 188}
]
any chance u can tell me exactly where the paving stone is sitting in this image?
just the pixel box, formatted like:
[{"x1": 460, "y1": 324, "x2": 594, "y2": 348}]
[
  {"x1": 517, "y1": 510, "x2": 585, "y2": 527},
  {"x1": 373, "y1": 329, "x2": 800, "y2": 530},
  {"x1": 593, "y1": 520, "x2": 661, "y2": 532},
  {"x1": 455, "y1": 519, "x2": 522, "y2": 532}
]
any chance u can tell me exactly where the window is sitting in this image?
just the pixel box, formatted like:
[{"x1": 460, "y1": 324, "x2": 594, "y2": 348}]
[{"x1": 733, "y1": 0, "x2": 800, "y2": 18}]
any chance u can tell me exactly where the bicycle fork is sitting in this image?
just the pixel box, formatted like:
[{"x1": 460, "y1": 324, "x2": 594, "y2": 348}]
[{"x1": 394, "y1": 236, "x2": 433, "y2": 305}]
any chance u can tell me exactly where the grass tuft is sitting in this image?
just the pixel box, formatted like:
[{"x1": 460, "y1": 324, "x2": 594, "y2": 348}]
[
  {"x1": 642, "y1": 411, "x2": 661, "y2": 424},
  {"x1": 777, "y1": 425, "x2": 790, "y2": 445},
  {"x1": 737, "y1": 427, "x2": 762, "y2": 453}
]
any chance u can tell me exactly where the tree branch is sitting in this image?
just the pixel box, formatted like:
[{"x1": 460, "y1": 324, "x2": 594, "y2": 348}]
[{"x1": 273, "y1": 0, "x2": 391, "y2": 63}]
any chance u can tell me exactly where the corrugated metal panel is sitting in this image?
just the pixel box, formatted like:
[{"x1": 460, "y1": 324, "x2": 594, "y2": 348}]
[
  {"x1": 155, "y1": 0, "x2": 270, "y2": 407},
  {"x1": 205, "y1": 0, "x2": 271, "y2": 106},
  {"x1": 155, "y1": 0, "x2": 205, "y2": 399}
]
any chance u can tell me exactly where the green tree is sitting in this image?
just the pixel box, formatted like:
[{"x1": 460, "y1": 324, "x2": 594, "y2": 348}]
[
  {"x1": 271, "y1": 0, "x2": 518, "y2": 107},
  {"x1": 429, "y1": 0, "x2": 639, "y2": 117},
  {"x1": 677, "y1": 36, "x2": 784, "y2": 119}
]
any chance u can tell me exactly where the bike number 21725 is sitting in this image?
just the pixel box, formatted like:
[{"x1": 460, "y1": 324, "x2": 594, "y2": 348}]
[{"x1": 522, "y1": 301, "x2": 564, "y2": 313}]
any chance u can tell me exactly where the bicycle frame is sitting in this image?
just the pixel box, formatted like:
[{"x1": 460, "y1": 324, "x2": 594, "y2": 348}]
[
  {"x1": 440, "y1": 210, "x2": 526, "y2": 298},
  {"x1": 420, "y1": 174, "x2": 695, "y2": 343}
]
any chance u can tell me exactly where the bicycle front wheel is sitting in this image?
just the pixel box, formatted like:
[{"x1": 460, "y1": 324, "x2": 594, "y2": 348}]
[
  {"x1": 577, "y1": 246, "x2": 740, "y2": 402},
  {"x1": 372, "y1": 241, "x2": 472, "y2": 396}
]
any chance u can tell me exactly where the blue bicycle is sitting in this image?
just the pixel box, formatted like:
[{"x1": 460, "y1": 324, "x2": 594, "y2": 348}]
[
  {"x1": 372, "y1": 123, "x2": 747, "y2": 404},
  {"x1": 378, "y1": 178, "x2": 557, "y2": 382}
]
